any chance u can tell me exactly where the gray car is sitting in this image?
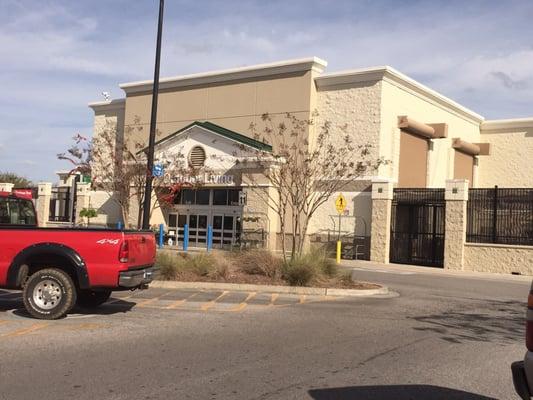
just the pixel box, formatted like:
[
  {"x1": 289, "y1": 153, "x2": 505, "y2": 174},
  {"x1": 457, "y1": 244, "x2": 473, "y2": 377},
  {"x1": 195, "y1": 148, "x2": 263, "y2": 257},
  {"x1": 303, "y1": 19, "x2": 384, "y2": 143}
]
[{"x1": 512, "y1": 284, "x2": 533, "y2": 399}]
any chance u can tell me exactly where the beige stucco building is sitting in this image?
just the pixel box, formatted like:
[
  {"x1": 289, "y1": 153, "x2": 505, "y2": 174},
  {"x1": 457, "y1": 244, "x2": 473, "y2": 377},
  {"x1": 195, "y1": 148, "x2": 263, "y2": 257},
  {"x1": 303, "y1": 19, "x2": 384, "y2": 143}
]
[{"x1": 79, "y1": 57, "x2": 532, "y2": 269}]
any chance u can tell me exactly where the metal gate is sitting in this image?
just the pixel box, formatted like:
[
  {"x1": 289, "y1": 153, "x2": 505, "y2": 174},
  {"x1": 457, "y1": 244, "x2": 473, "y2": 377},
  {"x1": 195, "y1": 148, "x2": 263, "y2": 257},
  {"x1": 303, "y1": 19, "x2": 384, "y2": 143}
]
[{"x1": 390, "y1": 189, "x2": 445, "y2": 267}]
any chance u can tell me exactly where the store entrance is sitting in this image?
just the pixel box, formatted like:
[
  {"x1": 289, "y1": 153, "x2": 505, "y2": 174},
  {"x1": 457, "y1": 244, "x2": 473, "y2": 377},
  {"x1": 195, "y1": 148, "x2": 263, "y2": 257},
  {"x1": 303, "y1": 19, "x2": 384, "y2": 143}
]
[{"x1": 168, "y1": 211, "x2": 241, "y2": 248}]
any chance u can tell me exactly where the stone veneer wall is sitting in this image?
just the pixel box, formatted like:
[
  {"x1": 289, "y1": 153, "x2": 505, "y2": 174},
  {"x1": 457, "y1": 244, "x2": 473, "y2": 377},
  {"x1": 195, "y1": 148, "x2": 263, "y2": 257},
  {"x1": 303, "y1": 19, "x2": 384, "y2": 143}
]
[
  {"x1": 478, "y1": 125, "x2": 533, "y2": 187},
  {"x1": 443, "y1": 200, "x2": 467, "y2": 270},
  {"x1": 370, "y1": 198, "x2": 390, "y2": 263},
  {"x1": 316, "y1": 81, "x2": 383, "y2": 169},
  {"x1": 464, "y1": 243, "x2": 533, "y2": 275}
]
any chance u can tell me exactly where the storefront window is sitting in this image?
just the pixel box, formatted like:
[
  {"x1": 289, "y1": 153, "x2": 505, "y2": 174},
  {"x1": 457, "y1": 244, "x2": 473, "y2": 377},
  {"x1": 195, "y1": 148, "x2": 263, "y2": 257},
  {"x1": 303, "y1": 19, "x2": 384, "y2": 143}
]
[
  {"x1": 229, "y1": 189, "x2": 240, "y2": 206},
  {"x1": 181, "y1": 190, "x2": 195, "y2": 205},
  {"x1": 168, "y1": 214, "x2": 177, "y2": 227},
  {"x1": 196, "y1": 189, "x2": 210, "y2": 205},
  {"x1": 173, "y1": 188, "x2": 242, "y2": 206},
  {"x1": 213, "y1": 189, "x2": 228, "y2": 205}
]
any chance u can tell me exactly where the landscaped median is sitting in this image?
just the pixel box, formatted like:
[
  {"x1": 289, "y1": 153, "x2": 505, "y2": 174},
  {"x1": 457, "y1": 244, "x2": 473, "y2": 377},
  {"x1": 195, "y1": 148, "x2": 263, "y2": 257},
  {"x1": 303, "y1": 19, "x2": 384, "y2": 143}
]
[{"x1": 151, "y1": 248, "x2": 389, "y2": 297}]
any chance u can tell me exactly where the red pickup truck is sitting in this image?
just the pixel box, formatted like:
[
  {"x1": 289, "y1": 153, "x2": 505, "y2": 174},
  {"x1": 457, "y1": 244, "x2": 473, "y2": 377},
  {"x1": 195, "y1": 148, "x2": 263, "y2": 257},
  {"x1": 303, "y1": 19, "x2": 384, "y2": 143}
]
[{"x1": 0, "y1": 191, "x2": 156, "y2": 319}]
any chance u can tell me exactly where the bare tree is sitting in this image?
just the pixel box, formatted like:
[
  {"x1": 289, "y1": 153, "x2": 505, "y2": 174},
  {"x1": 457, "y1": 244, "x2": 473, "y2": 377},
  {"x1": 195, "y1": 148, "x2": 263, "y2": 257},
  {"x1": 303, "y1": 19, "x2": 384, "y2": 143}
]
[
  {"x1": 244, "y1": 112, "x2": 386, "y2": 260},
  {"x1": 60, "y1": 118, "x2": 213, "y2": 228}
]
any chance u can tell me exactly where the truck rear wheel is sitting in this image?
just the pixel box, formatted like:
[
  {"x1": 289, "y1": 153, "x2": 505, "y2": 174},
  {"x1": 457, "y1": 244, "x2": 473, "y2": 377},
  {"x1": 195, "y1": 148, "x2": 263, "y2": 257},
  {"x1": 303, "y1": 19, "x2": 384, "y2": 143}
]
[
  {"x1": 22, "y1": 268, "x2": 77, "y2": 320},
  {"x1": 77, "y1": 290, "x2": 112, "y2": 308}
]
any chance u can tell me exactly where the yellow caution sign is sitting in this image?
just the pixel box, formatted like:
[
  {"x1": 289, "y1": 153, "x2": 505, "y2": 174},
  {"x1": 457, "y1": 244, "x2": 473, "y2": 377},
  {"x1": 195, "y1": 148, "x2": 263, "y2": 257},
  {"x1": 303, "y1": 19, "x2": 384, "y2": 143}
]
[{"x1": 335, "y1": 194, "x2": 347, "y2": 214}]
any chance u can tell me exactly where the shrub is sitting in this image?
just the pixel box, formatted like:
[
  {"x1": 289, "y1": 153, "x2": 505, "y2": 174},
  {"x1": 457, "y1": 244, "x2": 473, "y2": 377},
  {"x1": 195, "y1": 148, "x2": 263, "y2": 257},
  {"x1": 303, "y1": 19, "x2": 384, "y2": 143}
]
[
  {"x1": 189, "y1": 253, "x2": 216, "y2": 276},
  {"x1": 281, "y1": 247, "x2": 338, "y2": 286},
  {"x1": 339, "y1": 270, "x2": 354, "y2": 286},
  {"x1": 155, "y1": 252, "x2": 180, "y2": 280},
  {"x1": 282, "y1": 258, "x2": 318, "y2": 286},
  {"x1": 209, "y1": 257, "x2": 231, "y2": 280},
  {"x1": 156, "y1": 251, "x2": 216, "y2": 279},
  {"x1": 237, "y1": 249, "x2": 282, "y2": 278}
]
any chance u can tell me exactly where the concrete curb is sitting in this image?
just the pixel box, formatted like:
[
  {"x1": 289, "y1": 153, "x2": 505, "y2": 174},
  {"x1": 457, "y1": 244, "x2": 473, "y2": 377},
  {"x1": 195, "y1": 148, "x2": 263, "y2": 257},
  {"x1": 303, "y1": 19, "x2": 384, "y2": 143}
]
[{"x1": 150, "y1": 280, "x2": 389, "y2": 297}]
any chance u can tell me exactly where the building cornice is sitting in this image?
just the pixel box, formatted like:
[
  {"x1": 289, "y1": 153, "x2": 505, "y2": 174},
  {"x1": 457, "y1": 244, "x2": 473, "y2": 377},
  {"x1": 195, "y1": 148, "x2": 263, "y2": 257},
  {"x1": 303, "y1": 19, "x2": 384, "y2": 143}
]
[
  {"x1": 119, "y1": 57, "x2": 328, "y2": 95},
  {"x1": 88, "y1": 98, "x2": 126, "y2": 113},
  {"x1": 481, "y1": 117, "x2": 533, "y2": 131},
  {"x1": 315, "y1": 66, "x2": 484, "y2": 124}
]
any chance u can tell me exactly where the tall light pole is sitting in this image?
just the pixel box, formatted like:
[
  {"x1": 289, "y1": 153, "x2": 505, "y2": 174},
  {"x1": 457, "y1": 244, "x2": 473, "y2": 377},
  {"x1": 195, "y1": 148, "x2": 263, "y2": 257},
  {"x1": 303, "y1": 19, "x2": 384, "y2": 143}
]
[{"x1": 142, "y1": 0, "x2": 165, "y2": 230}]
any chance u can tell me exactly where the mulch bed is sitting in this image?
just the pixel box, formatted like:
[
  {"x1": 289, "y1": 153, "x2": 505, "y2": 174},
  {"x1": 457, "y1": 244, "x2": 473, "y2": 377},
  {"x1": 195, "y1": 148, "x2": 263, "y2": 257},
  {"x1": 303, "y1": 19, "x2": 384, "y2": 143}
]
[{"x1": 164, "y1": 263, "x2": 381, "y2": 290}]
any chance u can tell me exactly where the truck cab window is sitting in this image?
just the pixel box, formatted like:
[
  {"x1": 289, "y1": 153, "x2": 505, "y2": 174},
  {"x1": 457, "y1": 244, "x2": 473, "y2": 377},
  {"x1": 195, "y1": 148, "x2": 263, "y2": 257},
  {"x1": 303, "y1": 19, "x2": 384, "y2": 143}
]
[{"x1": 0, "y1": 198, "x2": 37, "y2": 225}]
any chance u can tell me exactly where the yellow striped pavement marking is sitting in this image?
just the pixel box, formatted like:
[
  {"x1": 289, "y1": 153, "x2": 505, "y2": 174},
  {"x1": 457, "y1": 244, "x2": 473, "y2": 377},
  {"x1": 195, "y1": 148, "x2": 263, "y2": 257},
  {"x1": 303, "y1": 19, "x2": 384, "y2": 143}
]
[
  {"x1": 165, "y1": 291, "x2": 201, "y2": 309},
  {"x1": 3, "y1": 323, "x2": 48, "y2": 338},
  {"x1": 135, "y1": 291, "x2": 172, "y2": 308},
  {"x1": 269, "y1": 293, "x2": 279, "y2": 306},
  {"x1": 224, "y1": 291, "x2": 256, "y2": 312},
  {"x1": 201, "y1": 291, "x2": 229, "y2": 311}
]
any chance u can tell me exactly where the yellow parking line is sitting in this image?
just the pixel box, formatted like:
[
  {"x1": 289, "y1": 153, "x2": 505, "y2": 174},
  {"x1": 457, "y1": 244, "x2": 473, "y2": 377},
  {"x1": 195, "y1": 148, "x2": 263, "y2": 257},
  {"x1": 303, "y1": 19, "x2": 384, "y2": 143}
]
[
  {"x1": 0, "y1": 320, "x2": 11, "y2": 325},
  {"x1": 136, "y1": 291, "x2": 173, "y2": 308},
  {"x1": 269, "y1": 293, "x2": 279, "y2": 307},
  {"x1": 165, "y1": 291, "x2": 201, "y2": 309},
  {"x1": 201, "y1": 291, "x2": 229, "y2": 311},
  {"x1": 61, "y1": 323, "x2": 105, "y2": 331},
  {"x1": 135, "y1": 297, "x2": 159, "y2": 308},
  {"x1": 225, "y1": 292, "x2": 256, "y2": 312},
  {"x1": 3, "y1": 323, "x2": 48, "y2": 338}
]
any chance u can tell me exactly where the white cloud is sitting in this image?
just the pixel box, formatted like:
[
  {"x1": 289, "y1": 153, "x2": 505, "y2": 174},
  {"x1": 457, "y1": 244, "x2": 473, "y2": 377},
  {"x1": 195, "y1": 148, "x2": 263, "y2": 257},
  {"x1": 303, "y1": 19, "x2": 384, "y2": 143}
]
[
  {"x1": 1, "y1": 0, "x2": 533, "y2": 182},
  {"x1": 20, "y1": 160, "x2": 37, "y2": 166}
]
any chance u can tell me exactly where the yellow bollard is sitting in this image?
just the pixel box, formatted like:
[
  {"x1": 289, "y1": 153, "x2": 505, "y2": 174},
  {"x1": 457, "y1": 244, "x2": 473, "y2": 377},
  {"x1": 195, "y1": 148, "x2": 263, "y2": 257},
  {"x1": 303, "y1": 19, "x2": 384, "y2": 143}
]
[{"x1": 336, "y1": 240, "x2": 341, "y2": 264}]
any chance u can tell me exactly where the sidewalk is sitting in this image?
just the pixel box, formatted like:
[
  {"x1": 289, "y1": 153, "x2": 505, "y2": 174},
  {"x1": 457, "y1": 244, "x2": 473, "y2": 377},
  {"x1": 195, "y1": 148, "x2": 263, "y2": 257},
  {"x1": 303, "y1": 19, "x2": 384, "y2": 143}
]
[{"x1": 340, "y1": 259, "x2": 532, "y2": 283}]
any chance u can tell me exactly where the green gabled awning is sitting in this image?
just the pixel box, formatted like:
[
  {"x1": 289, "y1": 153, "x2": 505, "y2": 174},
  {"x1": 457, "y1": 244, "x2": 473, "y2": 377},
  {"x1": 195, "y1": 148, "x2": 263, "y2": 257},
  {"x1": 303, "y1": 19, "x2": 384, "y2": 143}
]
[{"x1": 153, "y1": 120, "x2": 273, "y2": 152}]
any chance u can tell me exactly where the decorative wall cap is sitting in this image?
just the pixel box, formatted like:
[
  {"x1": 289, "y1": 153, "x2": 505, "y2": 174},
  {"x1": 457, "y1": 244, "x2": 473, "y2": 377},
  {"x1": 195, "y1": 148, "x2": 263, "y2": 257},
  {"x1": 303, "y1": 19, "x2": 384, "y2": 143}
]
[
  {"x1": 118, "y1": 57, "x2": 328, "y2": 95},
  {"x1": 37, "y1": 182, "x2": 52, "y2": 196},
  {"x1": 445, "y1": 179, "x2": 469, "y2": 201},
  {"x1": 371, "y1": 179, "x2": 394, "y2": 200}
]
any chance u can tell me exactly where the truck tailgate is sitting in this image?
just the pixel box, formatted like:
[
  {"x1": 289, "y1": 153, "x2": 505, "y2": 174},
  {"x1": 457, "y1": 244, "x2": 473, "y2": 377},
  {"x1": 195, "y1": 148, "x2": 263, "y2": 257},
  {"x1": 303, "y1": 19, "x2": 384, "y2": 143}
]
[{"x1": 124, "y1": 231, "x2": 156, "y2": 268}]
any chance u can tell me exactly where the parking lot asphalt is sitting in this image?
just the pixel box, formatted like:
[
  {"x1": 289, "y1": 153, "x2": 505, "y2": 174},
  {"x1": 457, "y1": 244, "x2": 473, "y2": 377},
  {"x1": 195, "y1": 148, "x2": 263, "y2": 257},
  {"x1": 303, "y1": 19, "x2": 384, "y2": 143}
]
[{"x1": 0, "y1": 270, "x2": 529, "y2": 400}]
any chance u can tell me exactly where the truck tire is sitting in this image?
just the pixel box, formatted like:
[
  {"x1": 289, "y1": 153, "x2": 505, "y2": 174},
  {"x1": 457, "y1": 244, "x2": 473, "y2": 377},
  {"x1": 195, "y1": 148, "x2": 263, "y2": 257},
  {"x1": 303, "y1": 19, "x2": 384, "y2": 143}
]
[
  {"x1": 77, "y1": 290, "x2": 112, "y2": 308},
  {"x1": 22, "y1": 268, "x2": 77, "y2": 320}
]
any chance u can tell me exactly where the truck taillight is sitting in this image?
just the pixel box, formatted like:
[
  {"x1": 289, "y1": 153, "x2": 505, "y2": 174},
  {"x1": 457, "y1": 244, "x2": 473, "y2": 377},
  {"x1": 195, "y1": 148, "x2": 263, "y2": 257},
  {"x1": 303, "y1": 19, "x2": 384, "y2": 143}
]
[
  {"x1": 119, "y1": 241, "x2": 129, "y2": 263},
  {"x1": 527, "y1": 292, "x2": 533, "y2": 351}
]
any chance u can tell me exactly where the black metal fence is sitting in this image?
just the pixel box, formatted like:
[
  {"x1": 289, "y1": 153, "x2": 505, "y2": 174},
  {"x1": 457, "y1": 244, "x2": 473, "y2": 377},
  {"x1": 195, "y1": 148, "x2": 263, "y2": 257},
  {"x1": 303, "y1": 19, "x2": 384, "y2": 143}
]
[
  {"x1": 390, "y1": 189, "x2": 446, "y2": 267},
  {"x1": 392, "y1": 188, "x2": 446, "y2": 204},
  {"x1": 49, "y1": 186, "x2": 71, "y2": 222},
  {"x1": 467, "y1": 187, "x2": 533, "y2": 246}
]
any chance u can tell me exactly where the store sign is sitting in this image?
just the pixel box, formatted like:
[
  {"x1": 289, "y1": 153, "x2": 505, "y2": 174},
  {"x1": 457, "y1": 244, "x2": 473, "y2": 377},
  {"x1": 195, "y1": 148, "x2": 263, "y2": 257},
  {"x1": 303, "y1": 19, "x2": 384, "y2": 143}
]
[
  {"x1": 171, "y1": 173, "x2": 235, "y2": 186},
  {"x1": 153, "y1": 164, "x2": 164, "y2": 177},
  {"x1": 13, "y1": 189, "x2": 33, "y2": 199}
]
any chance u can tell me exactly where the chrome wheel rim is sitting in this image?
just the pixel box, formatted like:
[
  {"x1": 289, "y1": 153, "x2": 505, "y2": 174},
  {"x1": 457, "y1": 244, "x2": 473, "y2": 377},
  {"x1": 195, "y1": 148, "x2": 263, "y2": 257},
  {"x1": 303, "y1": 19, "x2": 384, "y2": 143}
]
[{"x1": 33, "y1": 280, "x2": 62, "y2": 310}]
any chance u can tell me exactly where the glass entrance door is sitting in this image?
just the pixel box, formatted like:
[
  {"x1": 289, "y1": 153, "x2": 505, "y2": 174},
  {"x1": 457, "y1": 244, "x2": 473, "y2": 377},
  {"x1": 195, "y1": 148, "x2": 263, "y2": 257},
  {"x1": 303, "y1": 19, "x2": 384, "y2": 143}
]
[
  {"x1": 212, "y1": 214, "x2": 240, "y2": 248},
  {"x1": 168, "y1": 211, "x2": 241, "y2": 249},
  {"x1": 188, "y1": 214, "x2": 208, "y2": 247}
]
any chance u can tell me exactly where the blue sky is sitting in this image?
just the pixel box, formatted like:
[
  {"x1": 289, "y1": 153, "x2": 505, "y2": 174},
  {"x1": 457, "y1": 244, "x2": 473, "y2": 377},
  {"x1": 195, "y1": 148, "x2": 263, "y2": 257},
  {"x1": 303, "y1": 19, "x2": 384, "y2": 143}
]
[{"x1": 0, "y1": 0, "x2": 532, "y2": 182}]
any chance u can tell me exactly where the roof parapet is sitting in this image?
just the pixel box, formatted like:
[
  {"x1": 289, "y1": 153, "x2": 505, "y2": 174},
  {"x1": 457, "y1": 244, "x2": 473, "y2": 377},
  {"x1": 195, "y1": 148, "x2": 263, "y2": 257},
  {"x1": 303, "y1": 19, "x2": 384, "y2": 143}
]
[
  {"x1": 88, "y1": 98, "x2": 126, "y2": 112},
  {"x1": 119, "y1": 57, "x2": 328, "y2": 95},
  {"x1": 315, "y1": 66, "x2": 484, "y2": 124},
  {"x1": 482, "y1": 117, "x2": 533, "y2": 130}
]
